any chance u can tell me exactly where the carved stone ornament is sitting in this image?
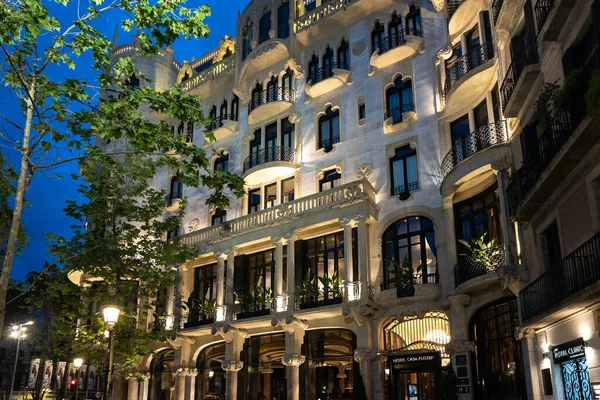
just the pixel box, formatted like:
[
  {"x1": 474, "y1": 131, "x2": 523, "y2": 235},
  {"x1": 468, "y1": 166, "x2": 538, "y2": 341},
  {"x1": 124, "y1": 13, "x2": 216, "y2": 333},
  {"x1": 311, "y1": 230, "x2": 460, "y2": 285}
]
[
  {"x1": 458, "y1": 294, "x2": 471, "y2": 307},
  {"x1": 211, "y1": 325, "x2": 249, "y2": 342},
  {"x1": 243, "y1": 132, "x2": 256, "y2": 142},
  {"x1": 221, "y1": 361, "x2": 244, "y2": 372},
  {"x1": 435, "y1": 45, "x2": 453, "y2": 65},
  {"x1": 188, "y1": 218, "x2": 200, "y2": 232},
  {"x1": 356, "y1": 164, "x2": 373, "y2": 180},
  {"x1": 232, "y1": 85, "x2": 250, "y2": 104},
  {"x1": 516, "y1": 327, "x2": 536, "y2": 340},
  {"x1": 273, "y1": 316, "x2": 308, "y2": 334},
  {"x1": 389, "y1": 301, "x2": 443, "y2": 319},
  {"x1": 445, "y1": 340, "x2": 475, "y2": 354},
  {"x1": 428, "y1": 0, "x2": 445, "y2": 12},
  {"x1": 354, "y1": 348, "x2": 378, "y2": 362},
  {"x1": 352, "y1": 39, "x2": 367, "y2": 56},
  {"x1": 288, "y1": 112, "x2": 301, "y2": 124},
  {"x1": 286, "y1": 58, "x2": 304, "y2": 78},
  {"x1": 440, "y1": 298, "x2": 451, "y2": 309},
  {"x1": 282, "y1": 354, "x2": 306, "y2": 366}
]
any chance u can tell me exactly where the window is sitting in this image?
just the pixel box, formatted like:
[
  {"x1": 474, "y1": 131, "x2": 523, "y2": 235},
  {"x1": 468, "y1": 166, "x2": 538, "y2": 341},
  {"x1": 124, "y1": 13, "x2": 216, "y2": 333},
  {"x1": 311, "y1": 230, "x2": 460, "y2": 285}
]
[
  {"x1": 185, "y1": 122, "x2": 193, "y2": 143},
  {"x1": 281, "y1": 117, "x2": 294, "y2": 148},
  {"x1": 308, "y1": 54, "x2": 319, "y2": 84},
  {"x1": 265, "y1": 183, "x2": 277, "y2": 208},
  {"x1": 372, "y1": 21, "x2": 385, "y2": 52},
  {"x1": 209, "y1": 106, "x2": 217, "y2": 127},
  {"x1": 252, "y1": 82, "x2": 264, "y2": 108},
  {"x1": 248, "y1": 188, "x2": 261, "y2": 214},
  {"x1": 451, "y1": 114, "x2": 472, "y2": 163},
  {"x1": 405, "y1": 5, "x2": 421, "y2": 35},
  {"x1": 231, "y1": 95, "x2": 239, "y2": 121},
  {"x1": 322, "y1": 46, "x2": 334, "y2": 79},
  {"x1": 219, "y1": 100, "x2": 228, "y2": 122},
  {"x1": 389, "y1": 145, "x2": 418, "y2": 196},
  {"x1": 282, "y1": 68, "x2": 293, "y2": 92},
  {"x1": 249, "y1": 129, "x2": 261, "y2": 169},
  {"x1": 318, "y1": 106, "x2": 340, "y2": 150},
  {"x1": 454, "y1": 184, "x2": 502, "y2": 255},
  {"x1": 278, "y1": 1, "x2": 290, "y2": 39},
  {"x1": 169, "y1": 176, "x2": 183, "y2": 202},
  {"x1": 194, "y1": 263, "x2": 218, "y2": 304},
  {"x1": 214, "y1": 153, "x2": 228, "y2": 172},
  {"x1": 281, "y1": 177, "x2": 295, "y2": 203},
  {"x1": 473, "y1": 99, "x2": 488, "y2": 129},
  {"x1": 386, "y1": 76, "x2": 414, "y2": 123},
  {"x1": 242, "y1": 21, "x2": 253, "y2": 60},
  {"x1": 211, "y1": 208, "x2": 227, "y2": 226},
  {"x1": 259, "y1": 9, "x2": 272, "y2": 44},
  {"x1": 382, "y1": 216, "x2": 437, "y2": 290},
  {"x1": 266, "y1": 75, "x2": 278, "y2": 102},
  {"x1": 305, "y1": 0, "x2": 316, "y2": 12},
  {"x1": 540, "y1": 222, "x2": 561, "y2": 271},
  {"x1": 125, "y1": 74, "x2": 140, "y2": 90},
  {"x1": 358, "y1": 103, "x2": 366, "y2": 121},
  {"x1": 265, "y1": 122, "x2": 278, "y2": 162},
  {"x1": 337, "y1": 39, "x2": 350, "y2": 70},
  {"x1": 388, "y1": 11, "x2": 403, "y2": 46},
  {"x1": 167, "y1": 226, "x2": 180, "y2": 240},
  {"x1": 177, "y1": 122, "x2": 184, "y2": 137},
  {"x1": 319, "y1": 169, "x2": 341, "y2": 191},
  {"x1": 237, "y1": 250, "x2": 274, "y2": 316}
]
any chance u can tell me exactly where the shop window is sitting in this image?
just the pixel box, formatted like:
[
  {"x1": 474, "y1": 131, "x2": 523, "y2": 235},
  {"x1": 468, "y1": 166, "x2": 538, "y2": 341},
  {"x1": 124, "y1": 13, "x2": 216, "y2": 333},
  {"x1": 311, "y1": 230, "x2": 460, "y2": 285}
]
[
  {"x1": 319, "y1": 169, "x2": 341, "y2": 191},
  {"x1": 318, "y1": 106, "x2": 340, "y2": 150},
  {"x1": 211, "y1": 208, "x2": 226, "y2": 226},
  {"x1": 281, "y1": 177, "x2": 295, "y2": 203},
  {"x1": 389, "y1": 145, "x2": 418, "y2": 197},
  {"x1": 561, "y1": 357, "x2": 593, "y2": 400},
  {"x1": 238, "y1": 334, "x2": 286, "y2": 399},
  {"x1": 278, "y1": 1, "x2": 290, "y2": 39},
  {"x1": 382, "y1": 216, "x2": 437, "y2": 292},
  {"x1": 386, "y1": 76, "x2": 414, "y2": 123},
  {"x1": 148, "y1": 350, "x2": 175, "y2": 400}
]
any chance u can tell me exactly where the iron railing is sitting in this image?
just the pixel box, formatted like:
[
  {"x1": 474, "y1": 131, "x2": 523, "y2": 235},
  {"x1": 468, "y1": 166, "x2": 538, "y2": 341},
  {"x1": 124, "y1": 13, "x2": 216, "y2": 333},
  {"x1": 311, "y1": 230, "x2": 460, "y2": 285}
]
[
  {"x1": 454, "y1": 245, "x2": 505, "y2": 287},
  {"x1": 318, "y1": 135, "x2": 341, "y2": 150},
  {"x1": 381, "y1": 272, "x2": 439, "y2": 292},
  {"x1": 520, "y1": 231, "x2": 600, "y2": 321},
  {"x1": 440, "y1": 120, "x2": 508, "y2": 178},
  {"x1": 243, "y1": 146, "x2": 295, "y2": 173},
  {"x1": 208, "y1": 114, "x2": 238, "y2": 130},
  {"x1": 444, "y1": 42, "x2": 494, "y2": 100},
  {"x1": 534, "y1": 0, "x2": 554, "y2": 34},
  {"x1": 447, "y1": 0, "x2": 466, "y2": 20},
  {"x1": 376, "y1": 28, "x2": 422, "y2": 54},
  {"x1": 296, "y1": 289, "x2": 344, "y2": 310},
  {"x1": 248, "y1": 87, "x2": 295, "y2": 114},
  {"x1": 385, "y1": 103, "x2": 416, "y2": 124},
  {"x1": 500, "y1": 43, "x2": 539, "y2": 109},
  {"x1": 491, "y1": 0, "x2": 503, "y2": 24},
  {"x1": 182, "y1": 307, "x2": 216, "y2": 329},
  {"x1": 233, "y1": 298, "x2": 272, "y2": 319},
  {"x1": 308, "y1": 62, "x2": 349, "y2": 84},
  {"x1": 391, "y1": 180, "x2": 419, "y2": 196}
]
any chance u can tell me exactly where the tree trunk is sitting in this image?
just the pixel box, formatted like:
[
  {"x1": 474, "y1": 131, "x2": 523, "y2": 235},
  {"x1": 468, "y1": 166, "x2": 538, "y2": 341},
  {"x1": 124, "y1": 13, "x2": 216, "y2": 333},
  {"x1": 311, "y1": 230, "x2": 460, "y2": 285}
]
[
  {"x1": 33, "y1": 356, "x2": 46, "y2": 400},
  {"x1": 0, "y1": 81, "x2": 35, "y2": 338},
  {"x1": 50, "y1": 357, "x2": 58, "y2": 400}
]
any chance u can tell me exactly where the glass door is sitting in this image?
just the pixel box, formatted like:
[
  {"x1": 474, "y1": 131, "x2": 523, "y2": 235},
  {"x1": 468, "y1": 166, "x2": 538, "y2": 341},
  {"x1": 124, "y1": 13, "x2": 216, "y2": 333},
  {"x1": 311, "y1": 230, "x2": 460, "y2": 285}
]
[{"x1": 394, "y1": 371, "x2": 437, "y2": 400}]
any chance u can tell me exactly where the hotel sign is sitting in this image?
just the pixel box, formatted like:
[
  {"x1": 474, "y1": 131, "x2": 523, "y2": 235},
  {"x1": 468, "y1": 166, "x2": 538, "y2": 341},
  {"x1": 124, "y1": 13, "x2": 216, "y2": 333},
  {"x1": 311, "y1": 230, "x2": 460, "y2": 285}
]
[
  {"x1": 553, "y1": 338, "x2": 586, "y2": 364},
  {"x1": 390, "y1": 352, "x2": 440, "y2": 371}
]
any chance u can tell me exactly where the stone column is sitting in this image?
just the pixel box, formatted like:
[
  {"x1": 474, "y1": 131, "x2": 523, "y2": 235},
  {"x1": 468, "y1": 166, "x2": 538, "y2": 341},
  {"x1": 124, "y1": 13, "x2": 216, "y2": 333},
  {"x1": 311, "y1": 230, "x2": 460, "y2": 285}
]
[
  {"x1": 173, "y1": 371, "x2": 186, "y2": 400},
  {"x1": 273, "y1": 236, "x2": 286, "y2": 300},
  {"x1": 185, "y1": 369, "x2": 198, "y2": 400},
  {"x1": 495, "y1": 167, "x2": 518, "y2": 266},
  {"x1": 224, "y1": 249, "x2": 237, "y2": 322},
  {"x1": 443, "y1": 197, "x2": 458, "y2": 287},
  {"x1": 139, "y1": 374, "x2": 151, "y2": 400},
  {"x1": 175, "y1": 265, "x2": 187, "y2": 328},
  {"x1": 213, "y1": 326, "x2": 248, "y2": 400},
  {"x1": 280, "y1": 317, "x2": 308, "y2": 400},
  {"x1": 518, "y1": 328, "x2": 544, "y2": 400},
  {"x1": 126, "y1": 377, "x2": 138, "y2": 400},
  {"x1": 354, "y1": 348, "x2": 378, "y2": 400},
  {"x1": 355, "y1": 214, "x2": 368, "y2": 300},
  {"x1": 166, "y1": 285, "x2": 175, "y2": 330},
  {"x1": 340, "y1": 218, "x2": 355, "y2": 300},
  {"x1": 215, "y1": 253, "x2": 226, "y2": 309},
  {"x1": 286, "y1": 233, "x2": 297, "y2": 310}
]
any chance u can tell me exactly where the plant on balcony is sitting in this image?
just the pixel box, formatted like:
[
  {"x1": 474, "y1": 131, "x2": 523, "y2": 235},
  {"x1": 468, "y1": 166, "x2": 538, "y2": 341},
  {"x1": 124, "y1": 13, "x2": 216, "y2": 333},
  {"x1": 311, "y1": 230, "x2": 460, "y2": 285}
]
[
  {"x1": 235, "y1": 277, "x2": 273, "y2": 316},
  {"x1": 297, "y1": 270, "x2": 319, "y2": 305},
  {"x1": 319, "y1": 272, "x2": 343, "y2": 299},
  {"x1": 459, "y1": 234, "x2": 502, "y2": 271},
  {"x1": 388, "y1": 255, "x2": 421, "y2": 297}
]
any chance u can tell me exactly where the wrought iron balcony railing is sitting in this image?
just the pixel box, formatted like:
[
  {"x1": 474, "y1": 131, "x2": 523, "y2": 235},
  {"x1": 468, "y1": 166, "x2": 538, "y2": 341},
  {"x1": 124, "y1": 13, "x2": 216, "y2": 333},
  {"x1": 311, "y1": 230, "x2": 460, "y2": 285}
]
[
  {"x1": 444, "y1": 42, "x2": 494, "y2": 101},
  {"x1": 295, "y1": 288, "x2": 344, "y2": 310},
  {"x1": 376, "y1": 28, "x2": 422, "y2": 54},
  {"x1": 385, "y1": 103, "x2": 416, "y2": 124},
  {"x1": 318, "y1": 135, "x2": 341, "y2": 150},
  {"x1": 208, "y1": 114, "x2": 238, "y2": 130},
  {"x1": 381, "y1": 272, "x2": 439, "y2": 295},
  {"x1": 534, "y1": 0, "x2": 554, "y2": 34},
  {"x1": 391, "y1": 180, "x2": 419, "y2": 196},
  {"x1": 248, "y1": 87, "x2": 295, "y2": 114},
  {"x1": 308, "y1": 62, "x2": 350, "y2": 85},
  {"x1": 454, "y1": 245, "x2": 505, "y2": 287},
  {"x1": 440, "y1": 120, "x2": 508, "y2": 178},
  {"x1": 500, "y1": 43, "x2": 539, "y2": 109},
  {"x1": 182, "y1": 308, "x2": 216, "y2": 329},
  {"x1": 243, "y1": 146, "x2": 295, "y2": 173},
  {"x1": 233, "y1": 297, "x2": 272, "y2": 319},
  {"x1": 520, "y1": 231, "x2": 600, "y2": 321},
  {"x1": 294, "y1": 0, "x2": 356, "y2": 33}
]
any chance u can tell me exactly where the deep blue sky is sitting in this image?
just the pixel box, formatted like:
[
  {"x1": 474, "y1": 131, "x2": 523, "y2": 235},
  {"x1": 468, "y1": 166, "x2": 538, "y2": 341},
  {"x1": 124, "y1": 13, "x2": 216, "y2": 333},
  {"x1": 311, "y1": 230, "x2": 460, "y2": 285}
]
[{"x1": 4, "y1": 0, "x2": 248, "y2": 281}]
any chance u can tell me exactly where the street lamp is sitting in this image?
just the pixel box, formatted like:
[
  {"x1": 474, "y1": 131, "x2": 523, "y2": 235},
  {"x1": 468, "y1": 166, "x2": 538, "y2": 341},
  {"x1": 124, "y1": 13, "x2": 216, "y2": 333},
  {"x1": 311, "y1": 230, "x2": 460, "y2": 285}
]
[
  {"x1": 102, "y1": 304, "x2": 120, "y2": 400},
  {"x1": 73, "y1": 358, "x2": 84, "y2": 400},
  {"x1": 8, "y1": 321, "x2": 34, "y2": 400}
]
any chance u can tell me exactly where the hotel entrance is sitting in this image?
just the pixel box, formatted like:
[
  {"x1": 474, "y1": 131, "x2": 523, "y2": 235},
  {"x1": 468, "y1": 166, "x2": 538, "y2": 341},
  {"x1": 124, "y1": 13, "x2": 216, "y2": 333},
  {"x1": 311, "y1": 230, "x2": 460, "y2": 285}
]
[{"x1": 388, "y1": 353, "x2": 440, "y2": 400}]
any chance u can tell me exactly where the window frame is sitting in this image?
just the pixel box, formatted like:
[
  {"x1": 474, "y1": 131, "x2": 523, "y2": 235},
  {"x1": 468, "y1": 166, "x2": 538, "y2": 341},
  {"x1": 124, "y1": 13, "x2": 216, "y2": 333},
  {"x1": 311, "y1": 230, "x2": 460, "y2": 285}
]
[
  {"x1": 319, "y1": 169, "x2": 342, "y2": 192},
  {"x1": 317, "y1": 106, "x2": 341, "y2": 150},
  {"x1": 389, "y1": 145, "x2": 419, "y2": 196}
]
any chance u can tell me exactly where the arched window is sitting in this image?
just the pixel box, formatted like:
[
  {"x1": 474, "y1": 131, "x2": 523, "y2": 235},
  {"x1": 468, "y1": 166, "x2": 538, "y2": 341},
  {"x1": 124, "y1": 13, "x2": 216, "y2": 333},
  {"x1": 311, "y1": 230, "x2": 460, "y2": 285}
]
[
  {"x1": 251, "y1": 82, "x2": 264, "y2": 109},
  {"x1": 259, "y1": 9, "x2": 272, "y2": 43},
  {"x1": 149, "y1": 350, "x2": 175, "y2": 400},
  {"x1": 181, "y1": 71, "x2": 190, "y2": 82},
  {"x1": 219, "y1": 100, "x2": 228, "y2": 123},
  {"x1": 383, "y1": 312, "x2": 450, "y2": 355},
  {"x1": 337, "y1": 39, "x2": 350, "y2": 70},
  {"x1": 195, "y1": 343, "x2": 226, "y2": 400},
  {"x1": 382, "y1": 216, "x2": 437, "y2": 293},
  {"x1": 308, "y1": 54, "x2": 319, "y2": 84},
  {"x1": 238, "y1": 334, "x2": 287, "y2": 399},
  {"x1": 278, "y1": 1, "x2": 290, "y2": 39},
  {"x1": 318, "y1": 106, "x2": 340, "y2": 150},
  {"x1": 242, "y1": 20, "x2": 253, "y2": 60},
  {"x1": 266, "y1": 75, "x2": 278, "y2": 102},
  {"x1": 386, "y1": 76, "x2": 414, "y2": 123},
  {"x1": 214, "y1": 153, "x2": 228, "y2": 172},
  {"x1": 231, "y1": 95, "x2": 239, "y2": 121},
  {"x1": 282, "y1": 67, "x2": 294, "y2": 92},
  {"x1": 371, "y1": 21, "x2": 385, "y2": 52},
  {"x1": 322, "y1": 46, "x2": 334, "y2": 79},
  {"x1": 389, "y1": 11, "x2": 403, "y2": 39},
  {"x1": 209, "y1": 105, "x2": 217, "y2": 121},
  {"x1": 405, "y1": 5, "x2": 421, "y2": 35},
  {"x1": 169, "y1": 176, "x2": 183, "y2": 203},
  {"x1": 390, "y1": 145, "x2": 419, "y2": 197}
]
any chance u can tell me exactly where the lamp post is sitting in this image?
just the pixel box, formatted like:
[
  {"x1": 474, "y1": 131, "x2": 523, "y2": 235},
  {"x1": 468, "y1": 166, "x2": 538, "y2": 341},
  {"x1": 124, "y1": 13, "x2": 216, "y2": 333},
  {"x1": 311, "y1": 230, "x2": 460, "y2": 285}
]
[
  {"x1": 73, "y1": 357, "x2": 84, "y2": 400},
  {"x1": 102, "y1": 304, "x2": 120, "y2": 400},
  {"x1": 8, "y1": 321, "x2": 34, "y2": 400}
]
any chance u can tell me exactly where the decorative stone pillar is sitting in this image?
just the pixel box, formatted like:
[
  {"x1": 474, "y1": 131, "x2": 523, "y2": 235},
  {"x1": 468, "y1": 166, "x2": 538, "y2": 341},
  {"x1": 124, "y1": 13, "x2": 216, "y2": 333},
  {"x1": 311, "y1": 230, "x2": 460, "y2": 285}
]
[
  {"x1": 340, "y1": 218, "x2": 355, "y2": 300},
  {"x1": 494, "y1": 166, "x2": 518, "y2": 266},
  {"x1": 224, "y1": 249, "x2": 237, "y2": 321},
  {"x1": 214, "y1": 252, "x2": 226, "y2": 309},
  {"x1": 273, "y1": 236, "x2": 287, "y2": 301},
  {"x1": 172, "y1": 369, "x2": 186, "y2": 400},
  {"x1": 355, "y1": 214, "x2": 369, "y2": 300},
  {"x1": 517, "y1": 328, "x2": 542, "y2": 400},
  {"x1": 354, "y1": 348, "x2": 378, "y2": 400},
  {"x1": 139, "y1": 373, "x2": 151, "y2": 400},
  {"x1": 126, "y1": 377, "x2": 138, "y2": 400},
  {"x1": 175, "y1": 265, "x2": 187, "y2": 329},
  {"x1": 443, "y1": 197, "x2": 458, "y2": 287},
  {"x1": 186, "y1": 369, "x2": 198, "y2": 400},
  {"x1": 212, "y1": 326, "x2": 249, "y2": 400},
  {"x1": 276, "y1": 317, "x2": 308, "y2": 400},
  {"x1": 285, "y1": 233, "x2": 297, "y2": 309}
]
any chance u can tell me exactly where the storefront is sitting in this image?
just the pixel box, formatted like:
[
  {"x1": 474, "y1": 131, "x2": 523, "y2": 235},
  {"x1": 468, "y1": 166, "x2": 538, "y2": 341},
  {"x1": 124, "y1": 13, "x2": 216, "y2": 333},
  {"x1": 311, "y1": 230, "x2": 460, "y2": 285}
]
[
  {"x1": 552, "y1": 338, "x2": 594, "y2": 400},
  {"x1": 387, "y1": 352, "x2": 440, "y2": 400}
]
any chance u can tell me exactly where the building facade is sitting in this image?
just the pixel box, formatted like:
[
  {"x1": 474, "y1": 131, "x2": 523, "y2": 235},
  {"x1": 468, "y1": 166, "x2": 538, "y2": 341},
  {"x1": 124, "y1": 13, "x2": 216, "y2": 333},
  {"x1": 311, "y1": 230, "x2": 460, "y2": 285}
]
[{"x1": 99, "y1": 0, "x2": 600, "y2": 398}]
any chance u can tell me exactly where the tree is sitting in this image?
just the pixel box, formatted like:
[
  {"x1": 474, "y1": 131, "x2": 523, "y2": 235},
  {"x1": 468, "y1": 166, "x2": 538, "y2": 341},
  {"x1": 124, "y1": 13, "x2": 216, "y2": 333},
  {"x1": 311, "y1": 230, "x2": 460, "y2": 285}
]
[{"x1": 0, "y1": 0, "x2": 245, "y2": 336}]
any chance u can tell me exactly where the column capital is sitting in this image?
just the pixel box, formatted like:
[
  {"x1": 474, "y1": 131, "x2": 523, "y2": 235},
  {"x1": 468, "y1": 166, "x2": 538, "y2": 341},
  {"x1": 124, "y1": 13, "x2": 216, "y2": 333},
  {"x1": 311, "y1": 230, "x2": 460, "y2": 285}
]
[
  {"x1": 171, "y1": 367, "x2": 198, "y2": 377},
  {"x1": 272, "y1": 230, "x2": 297, "y2": 243},
  {"x1": 491, "y1": 155, "x2": 512, "y2": 172},
  {"x1": 516, "y1": 327, "x2": 536, "y2": 340},
  {"x1": 353, "y1": 348, "x2": 378, "y2": 362},
  {"x1": 214, "y1": 248, "x2": 237, "y2": 259},
  {"x1": 222, "y1": 361, "x2": 244, "y2": 372},
  {"x1": 211, "y1": 325, "x2": 249, "y2": 342},
  {"x1": 272, "y1": 316, "x2": 308, "y2": 334},
  {"x1": 282, "y1": 354, "x2": 305, "y2": 367}
]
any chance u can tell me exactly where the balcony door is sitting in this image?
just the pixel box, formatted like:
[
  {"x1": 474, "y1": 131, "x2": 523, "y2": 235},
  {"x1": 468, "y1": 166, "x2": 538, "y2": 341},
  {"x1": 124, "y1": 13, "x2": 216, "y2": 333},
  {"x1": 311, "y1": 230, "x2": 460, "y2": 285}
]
[
  {"x1": 450, "y1": 114, "x2": 471, "y2": 163},
  {"x1": 250, "y1": 129, "x2": 261, "y2": 168},
  {"x1": 265, "y1": 122, "x2": 277, "y2": 163}
]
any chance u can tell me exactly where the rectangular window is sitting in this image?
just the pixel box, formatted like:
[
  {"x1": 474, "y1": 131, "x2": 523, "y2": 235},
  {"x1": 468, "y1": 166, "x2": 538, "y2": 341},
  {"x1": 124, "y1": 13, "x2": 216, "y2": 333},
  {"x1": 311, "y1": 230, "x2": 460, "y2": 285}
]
[
  {"x1": 186, "y1": 122, "x2": 194, "y2": 143},
  {"x1": 248, "y1": 188, "x2": 261, "y2": 214},
  {"x1": 211, "y1": 209, "x2": 227, "y2": 226},
  {"x1": 194, "y1": 263, "x2": 217, "y2": 302},
  {"x1": 540, "y1": 222, "x2": 561, "y2": 271},
  {"x1": 281, "y1": 117, "x2": 294, "y2": 149},
  {"x1": 451, "y1": 114, "x2": 471, "y2": 163},
  {"x1": 265, "y1": 122, "x2": 278, "y2": 162},
  {"x1": 167, "y1": 226, "x2": 180, "y2": 240},
  {"x1": 390, "y1": 146, "x2": 419, "y2": 196},
  {"x1": 358, "y1": 103, "x2": 366, "y2": 120},
  {"x1": 281, "y1": 177, "x2": 295, "y2": 203},
  {"x1": 319, "y1": 169, "x2": 341, "y2": 192},
  {"x1": 214, "y1": 154, "x2": 229, "y2": 172},
  {"x1": 473, "y1": 99, "x2": 488, "y2": 129},
  {"x1": 265, "y1": 183, "x2": 277, "y2": 209}
]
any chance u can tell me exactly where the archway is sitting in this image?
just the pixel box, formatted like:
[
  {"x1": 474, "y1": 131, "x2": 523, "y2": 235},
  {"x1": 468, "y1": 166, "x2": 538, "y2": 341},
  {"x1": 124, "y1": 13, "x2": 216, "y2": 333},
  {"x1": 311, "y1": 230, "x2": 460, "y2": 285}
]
[
  {"x1": 195, "y1": 342, "x2": 226, "y2": 400},
  {"x1": 148, "y1": 350, "x2": 175, "y2": 400}
]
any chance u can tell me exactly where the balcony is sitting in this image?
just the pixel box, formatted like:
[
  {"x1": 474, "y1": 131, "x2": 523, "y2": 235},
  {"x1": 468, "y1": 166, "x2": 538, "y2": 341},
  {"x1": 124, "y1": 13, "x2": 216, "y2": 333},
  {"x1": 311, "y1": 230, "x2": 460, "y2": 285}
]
[
  {"x1": 305, "y1": 62, "x2": 352, "y2": 101},
  {"x1": 500, "y1": 44, "x2": 540, "y2": 117},
  {"x1": 238, "y1": 39, "x2": 292, "y2": 91},
  {"x1": 295, "y1": 288, "x2": 343, "y2": 310},
  {"x1": 380, "y1": 273, "x2": 440, "y2": 301},
  {"x1": 182, "y1": 56, "x2": 235, "y2": 98},
  {"x1": 447, "y1": 0, "x2": 485, "y2": 38},
  {"x1": 443, "y1": 43, "x2": 496, "y2": 115},
  {"x1": 243, "y1": 146, "x2": 298, "y2": 186},
  {"x1": 294, "y1": 0, "x2": 354, "y2": 34},
  {"x1": 454, "y1": 245, "x2": 505, "y2": 291},
  {"x1": 248, "y1": 87, "x2": 295, "y2": 125},
  {"x1": 383, "y1": 103, "x2": 417, "y2": 134},
  {"x1": 534, "y1": 0, "x2": 577, "y2": 42},
  {"x1": 233, "y1": 298, "x2": 272, "y2": 320},
  {"x1": 165, "y1": 194, "x2": 182, "y2": 212},
  {"x1": 208, "y1": 114, "x2": 239, "y2": 141},
  {"x1": 520, "y1": 232, "x2": 600, "y2": 325},
  {"x1": 181, "y1": 308, "x2": 216, "y2": 329},
  {"x1": 179, "y1": 179, "x2": 378, "y2": 247},
  {"x1": 369, "y1": 29, "x2": 424, "y2": 74}
]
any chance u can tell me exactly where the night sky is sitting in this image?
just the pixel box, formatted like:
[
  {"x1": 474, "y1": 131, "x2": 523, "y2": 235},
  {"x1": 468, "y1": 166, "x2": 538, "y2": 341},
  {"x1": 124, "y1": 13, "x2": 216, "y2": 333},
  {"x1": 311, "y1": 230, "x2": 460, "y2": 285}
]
[{"x1": 4, "y1": 0, "x2": 249, "y2": 281}]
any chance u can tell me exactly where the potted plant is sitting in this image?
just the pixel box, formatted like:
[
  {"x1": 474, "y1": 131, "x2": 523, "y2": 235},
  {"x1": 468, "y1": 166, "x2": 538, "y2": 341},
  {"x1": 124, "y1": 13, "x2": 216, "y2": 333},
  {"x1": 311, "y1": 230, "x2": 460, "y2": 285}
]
[
  {"x1": 388, "y1": 255, "x2": 419, "y2": 298},
  {"x1": 459, "y1": 233, "x2": 503, "y2": 271},
  {"x1": 297, "y1": 270, "x2": 318, "y2": 308}
]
